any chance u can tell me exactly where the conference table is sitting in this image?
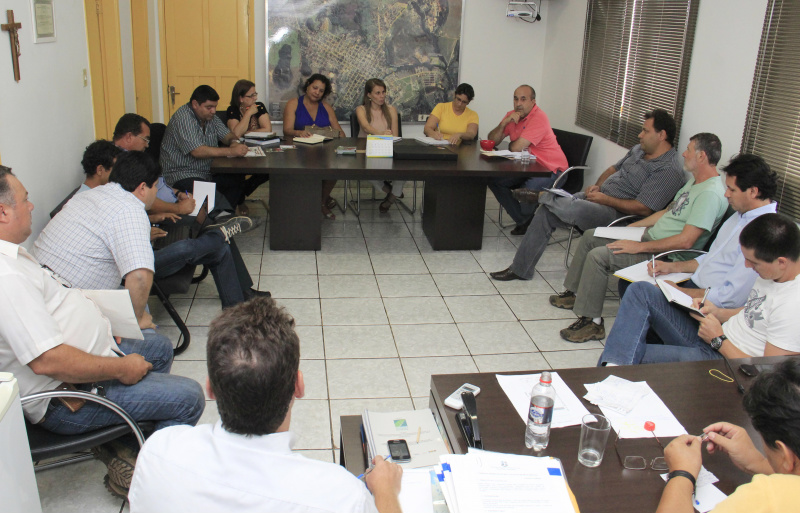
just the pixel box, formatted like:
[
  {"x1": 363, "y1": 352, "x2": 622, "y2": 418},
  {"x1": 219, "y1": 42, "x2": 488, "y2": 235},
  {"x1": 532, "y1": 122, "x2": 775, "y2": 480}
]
[
  {"x1": 212, "y1": 137, "x2": 550, "y2": 251},
  {"x1": 339, "y1": 356, "x2": 791, "y2": 513}
]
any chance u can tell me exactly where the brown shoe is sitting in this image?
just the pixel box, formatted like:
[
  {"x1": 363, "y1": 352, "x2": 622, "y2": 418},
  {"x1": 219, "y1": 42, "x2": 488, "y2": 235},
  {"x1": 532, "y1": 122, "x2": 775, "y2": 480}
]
[
  {"x1": 560, "y1": 317, "x2": 605, "y2": 342},
  {"x1": 549, "y1": 290, "x2": 576, "y2": 309},
  {"x1": 512, "y1": 188, "x2": 541, "y2": 204}
]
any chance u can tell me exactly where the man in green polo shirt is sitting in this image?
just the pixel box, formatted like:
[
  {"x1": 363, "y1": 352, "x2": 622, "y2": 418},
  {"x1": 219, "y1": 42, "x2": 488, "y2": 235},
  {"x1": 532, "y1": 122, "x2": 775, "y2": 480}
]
[{"x1": 553, "y1": 132, "x2": 729, "y2": 342}]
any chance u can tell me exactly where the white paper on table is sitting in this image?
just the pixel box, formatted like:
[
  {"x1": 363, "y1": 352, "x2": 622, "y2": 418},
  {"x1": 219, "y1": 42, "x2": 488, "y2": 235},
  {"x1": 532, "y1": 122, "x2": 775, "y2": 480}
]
[
  {"x1": 599, "y1": 382, "x2": 687, "y2": 438},
  {"x1": 415, "y1": 136, "x2": 452, "y2": 146},
  {"x1": 445, "y1": 449, "x2": 574, "y2": 513},
  {"x1": 543, "y1": 187, "x2": 573, "y2": 198},
  {"x1": 80, "y1": 289, "x2": 143, "y2": 340},
  {"x1": 496, "y1": 373, "x2": 590, "y2": 428},
  {"x1": 594, "y1": 226, "x2": 647, "y2": 241},
  {"x1": 191, "y1": 181, "x2": 216, "y2": 216},
  {"x1": 244, "y1": 146, "x2": 265, "y2": 157},
  {"x1": 398, "y1": 469, "x2": 434, "y2": 513},
  {"x1": 614, "y1": 260, "x2": 693, "y2": 284},
  {"x1": 661, "y1": 468, "x2": 726, "y2": 513},
  {"x1": 583, "y1": 375, "x2": 651, "y2": 414}
]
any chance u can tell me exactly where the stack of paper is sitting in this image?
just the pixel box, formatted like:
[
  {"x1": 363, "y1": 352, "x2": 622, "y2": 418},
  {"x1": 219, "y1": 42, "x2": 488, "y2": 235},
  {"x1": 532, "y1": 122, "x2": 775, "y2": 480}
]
[
  {"x1": 584, "y1": 378, "x2": 688, "y2": 438},
  {"x1": 243, "y1": 131, "x2": 276, "y2": 139},
  {"x1": 437, "y1": 449, "x2": 575, "y2": 513},
  {"x1": 362, "y1": 409, "x2": 449, "y2": 469},
  {"x1": 480, "y1": 149, "x2": 534, "y2": 160},
  {"x1": 496, "y1": 373, "x2": 590, "y2": 428},
  {"x1": 415, "y1": 136, "x2": 452, "y2": 146},
  {"x1": 583, "y1": 375, "x2": 651, "y2": 414},
  {"x1": 594, "y1": 226, "x2": 648, "y2": 241}
]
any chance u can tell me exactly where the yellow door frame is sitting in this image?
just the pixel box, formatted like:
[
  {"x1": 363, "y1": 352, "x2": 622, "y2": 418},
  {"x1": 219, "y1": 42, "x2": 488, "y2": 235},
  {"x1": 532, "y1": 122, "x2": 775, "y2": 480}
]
[
  {"x1": 157, "y1": 0, "x2": 255, "y2": 120},
  {"x1": 130, "y1": 0, "x2": 153, "y2": 120},
  {"x1": 84, "y1": 0, "x2": 126, "y2": 139}
]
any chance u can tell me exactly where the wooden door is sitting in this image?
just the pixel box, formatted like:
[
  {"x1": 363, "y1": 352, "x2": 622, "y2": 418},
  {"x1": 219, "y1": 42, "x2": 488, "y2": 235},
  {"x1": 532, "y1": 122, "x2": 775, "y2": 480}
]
[
  {"x1": 85, "y1": 0, "x2": 125, "y2": 139},
  {"x1": 160, "y1": 0, "x2": 252, "y2": 118}
]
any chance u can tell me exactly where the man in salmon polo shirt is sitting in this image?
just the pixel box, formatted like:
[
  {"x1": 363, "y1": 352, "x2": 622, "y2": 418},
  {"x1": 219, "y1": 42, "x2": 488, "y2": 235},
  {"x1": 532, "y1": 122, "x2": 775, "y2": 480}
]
[{"x1": 487, "y1": 85, "x2": 569, "y2": 235}]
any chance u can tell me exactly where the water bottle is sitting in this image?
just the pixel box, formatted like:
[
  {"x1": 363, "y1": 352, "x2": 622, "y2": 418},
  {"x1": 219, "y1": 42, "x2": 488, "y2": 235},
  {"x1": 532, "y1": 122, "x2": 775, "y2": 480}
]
[
  {"x1": 520, "y1": 147, "x2": 531, "y2": 165},
  {"x1": 525, "y1": 371, "x2": 555, "y2": 450}
]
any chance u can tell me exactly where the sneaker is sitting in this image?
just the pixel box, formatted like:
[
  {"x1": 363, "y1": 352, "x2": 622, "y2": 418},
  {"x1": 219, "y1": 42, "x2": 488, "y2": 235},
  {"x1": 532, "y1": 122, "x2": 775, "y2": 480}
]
[
  {"x1": 560, "y1": 317, "x2": 605, "y2": 342},
  {"x1": 512, "y1": 188, "x2": 541, "y2": 204},
  {"x1": 205, "y1": 216, "x2": 254, "y2": 242},
  {"x1": 92, "y1": 441, "x2": 137, "y2": 496},
  {"x1": 549, "y1": 290, "x2": 576, "y2": 309},
  {"x1": 103, "y1": 474, "x2": 129, "y2": 499}
]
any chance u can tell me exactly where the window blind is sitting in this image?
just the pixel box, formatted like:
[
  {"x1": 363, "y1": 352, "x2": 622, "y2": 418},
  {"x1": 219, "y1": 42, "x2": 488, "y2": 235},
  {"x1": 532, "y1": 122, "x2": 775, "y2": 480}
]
[
  {"x1": 576, "y1": 0, "x2": 699, "y2": 149},
  {"x1": 741, "y1": 0, "x2": 800, "y2": 220}
]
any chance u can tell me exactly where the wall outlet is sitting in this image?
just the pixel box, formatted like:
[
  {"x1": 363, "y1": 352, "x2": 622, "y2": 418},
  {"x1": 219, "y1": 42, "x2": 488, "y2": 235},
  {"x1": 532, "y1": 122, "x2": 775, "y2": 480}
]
[{"x1": 82, "y1": 69, "x2": 88, "y2": 87}]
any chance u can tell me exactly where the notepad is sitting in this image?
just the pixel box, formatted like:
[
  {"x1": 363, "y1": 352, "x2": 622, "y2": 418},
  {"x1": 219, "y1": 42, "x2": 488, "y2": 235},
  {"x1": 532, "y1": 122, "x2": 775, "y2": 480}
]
[
  {"x1": 415, "y1": 136, "x2": 452, "y2": 146},
  {"x1": 615, "y1": 260, "x2": 692, "y2": 284},
  {"x1": 293, "y1": 134, "x2": 330, "y2": 144},
  {"x1": 594, "y1": 226, "x2": 647, "y2": 241},
  {"x1": 657, "y1": 280, "x2": 705, "y2": 317}
]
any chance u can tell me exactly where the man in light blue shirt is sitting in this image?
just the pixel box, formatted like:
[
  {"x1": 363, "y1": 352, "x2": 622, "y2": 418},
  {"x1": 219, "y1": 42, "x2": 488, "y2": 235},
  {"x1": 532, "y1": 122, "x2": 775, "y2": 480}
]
[{"x1": 644, "y1": 153, "x2": 778, "y2": 307}]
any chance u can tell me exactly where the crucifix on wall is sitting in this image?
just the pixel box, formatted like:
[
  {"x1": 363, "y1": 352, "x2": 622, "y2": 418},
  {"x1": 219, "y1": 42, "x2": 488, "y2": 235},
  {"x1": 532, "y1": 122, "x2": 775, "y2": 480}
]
[{"x1": 2, "y1": 10, "x2": 22, "y2": 82}]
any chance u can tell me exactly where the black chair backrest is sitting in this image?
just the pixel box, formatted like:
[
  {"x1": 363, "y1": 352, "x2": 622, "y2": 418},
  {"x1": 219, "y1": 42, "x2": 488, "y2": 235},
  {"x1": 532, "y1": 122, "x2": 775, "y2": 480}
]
[
  {"x1": 146, "y1": 122, "x2": 167, "y2": 165},
  {"x1": 50, "y1": 186, "x2": 81, "y2": 219},
  {"x1": 349, "y1": 110, "x2": 403, "y2": 138},
  {"x1": 553, "y1": 128, "x2": 593, "y2": 194},
  {"x1": 215, "y1": 109, "x2": 229, "y2": 126}
]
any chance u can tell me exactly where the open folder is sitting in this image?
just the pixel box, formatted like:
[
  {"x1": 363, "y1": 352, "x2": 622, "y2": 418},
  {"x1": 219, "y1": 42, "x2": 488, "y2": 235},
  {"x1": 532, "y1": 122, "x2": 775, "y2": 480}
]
[
  {"x1": 656, "y1": 280, "x2": 705, "y2": 317},
  {"x1": 80, "y1": 289, "x2": 143, "y2": 340}
]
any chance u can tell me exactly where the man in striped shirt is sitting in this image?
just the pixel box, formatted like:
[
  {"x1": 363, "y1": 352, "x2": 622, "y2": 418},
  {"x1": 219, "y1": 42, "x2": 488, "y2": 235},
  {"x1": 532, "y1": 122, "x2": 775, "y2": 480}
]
[{"x1": 491, "y1": 109, "x2": 685, "y2": 282}]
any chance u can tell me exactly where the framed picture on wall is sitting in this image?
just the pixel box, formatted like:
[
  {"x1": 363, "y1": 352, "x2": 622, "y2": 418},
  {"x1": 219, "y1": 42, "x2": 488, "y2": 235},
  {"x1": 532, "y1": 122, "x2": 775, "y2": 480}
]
[{"x1": 30, "y1": 0, "x2": 56, "y2": 43}]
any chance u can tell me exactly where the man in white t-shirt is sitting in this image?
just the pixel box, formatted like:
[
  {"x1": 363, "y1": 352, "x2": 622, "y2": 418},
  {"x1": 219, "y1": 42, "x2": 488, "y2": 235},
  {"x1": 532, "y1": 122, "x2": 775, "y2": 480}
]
[
  {"x1": 598, "y1": 213, "x2": 800, "y2": 365},
  {"x1": 129, "y1": 297, "x2": 403, "y2": 513}
]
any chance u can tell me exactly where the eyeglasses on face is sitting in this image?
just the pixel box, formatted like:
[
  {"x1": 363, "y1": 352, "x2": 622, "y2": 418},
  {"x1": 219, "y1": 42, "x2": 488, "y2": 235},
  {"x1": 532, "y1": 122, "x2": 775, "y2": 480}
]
[
  {"x1": 245, "y1": 92, "x2": 258, "y2": 99},
  {"x1": 137, "y1": 135, "x2": 151, "y2": 146},
  {"x1": 453, "y1": 96, "x2": 470, "y2": 105}
]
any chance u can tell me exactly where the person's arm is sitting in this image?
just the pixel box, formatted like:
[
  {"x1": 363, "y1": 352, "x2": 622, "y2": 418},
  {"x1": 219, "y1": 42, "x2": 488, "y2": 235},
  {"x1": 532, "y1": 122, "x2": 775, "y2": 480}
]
[
  {"x1": 486, "y1": 113, "x2": 515, "y2": 145},
  {"x1": 607, "y1": 224, "x2": 706, "y2": 255},
  {"x1": 227, "y1": 105, "x2": 258, "y2": 138},
  {"x1": 124, "y1": 268, "x2": 156, "y2": 329},
  {"x1": 282, "y1": 99, "x2": 311, "y2": 138},
  {"x1": 423, "y1": 114, "x2": 443, "y2": 140},
  {"x1": 356, "y1": 106, "x2": 390, "y2": 136},
  {"x1": 389, "y1": 106, "x2": 399, "y2": 137},
  {"x1": 189, "y1": 142, "x2": 247, "y2": 158},
  {"x1": 589, "y1": 165, "x2": 618, "y2": 191},
  {"x1": 28, "y1": 343, "x2": 152, "y2": 385},
  {"x1": 323, "y1": 102, "x2": 346, "y2": 138},
  {"x1": 584, "y1": 187, "x2": 654, "y2": 216},
  {"x1": 257, "y1": 109, "x2": 273, "y2": 132},
  {"x1": 508, "y1": 136, "x2": 533, "y2": 153},
  {"x1": 650, "y1": 258, "x2": 699, "y2": 277},
  {"x1": 656, "y1": 435, "x2": 702, "y2": 513},
  {"x1": 149, "y1": 196, "x2": 195, "y2": 216},
  {"x1": 365, "y1": 456, "x2": 403, "y2": 513},
  {"x1": 692, "y1": 299, "x2": 743, "y2": 324},
  {"x1": 448, "y1": 122, "x2": 478, "y2": 145},
  {"x1": 629, "y1": 209, "x2": 667, "y2": 228},
  {"x1": 702, "y1": 422, "x2": 773, "y2": 475}
]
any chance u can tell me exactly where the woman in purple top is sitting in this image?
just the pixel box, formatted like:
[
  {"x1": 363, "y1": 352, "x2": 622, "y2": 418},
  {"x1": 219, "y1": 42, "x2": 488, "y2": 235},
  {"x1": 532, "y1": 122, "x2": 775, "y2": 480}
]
[{"x1": 284, "y1": 74, "x2": 346, "y2": 219}]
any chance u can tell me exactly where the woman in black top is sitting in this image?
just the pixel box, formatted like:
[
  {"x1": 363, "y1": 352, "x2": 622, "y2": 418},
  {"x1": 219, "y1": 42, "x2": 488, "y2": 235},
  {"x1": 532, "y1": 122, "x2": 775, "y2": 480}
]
[{"x1": 226, "y1": 79, "x2": 273, "y2": 138}]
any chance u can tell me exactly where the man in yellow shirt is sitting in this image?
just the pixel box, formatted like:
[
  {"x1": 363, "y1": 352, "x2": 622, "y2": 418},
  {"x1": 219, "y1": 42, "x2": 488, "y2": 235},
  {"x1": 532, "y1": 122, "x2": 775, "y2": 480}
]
[{"x1": 657, "y1": 359, "x2": 800, "y2": 512}]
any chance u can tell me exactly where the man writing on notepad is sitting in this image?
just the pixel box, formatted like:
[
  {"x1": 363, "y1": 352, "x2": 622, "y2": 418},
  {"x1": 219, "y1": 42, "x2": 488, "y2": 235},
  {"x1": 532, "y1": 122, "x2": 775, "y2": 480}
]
[
  {"x1": 130, "y1": 297, "x2": 404, "y2": 513},
  {"x1": 598, "y1": 213, "x2": 800, "y2": 366},
  {"x1": 553, "y1": 132, "x2": 729, "y2": 343}
]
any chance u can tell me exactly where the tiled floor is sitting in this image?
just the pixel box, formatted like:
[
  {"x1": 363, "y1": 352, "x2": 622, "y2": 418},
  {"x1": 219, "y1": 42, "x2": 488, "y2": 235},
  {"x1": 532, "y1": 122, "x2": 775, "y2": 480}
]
[{"x1": 35, "y1": 185, "x2": 619, "y2": 512}]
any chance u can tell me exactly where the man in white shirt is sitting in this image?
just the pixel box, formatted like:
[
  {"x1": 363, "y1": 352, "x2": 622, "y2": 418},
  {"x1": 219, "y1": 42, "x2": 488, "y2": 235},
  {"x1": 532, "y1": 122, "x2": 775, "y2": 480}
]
[
  {"x1": 0, "y1": 166, "x2": 204, "y2": 495},
  {"x1": 598, "y1": 213, "x2": 800, "y2": 365},
  {"x1": 130, "y1": 297, "x2": 403, "y2": 513}
]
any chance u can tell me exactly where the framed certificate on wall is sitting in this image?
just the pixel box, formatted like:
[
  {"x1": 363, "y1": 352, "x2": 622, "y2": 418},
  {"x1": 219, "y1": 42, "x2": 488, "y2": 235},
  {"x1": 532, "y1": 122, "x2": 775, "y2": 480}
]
[{"x1": 30, "y1": 0, "x2": 56, "y2": 43}]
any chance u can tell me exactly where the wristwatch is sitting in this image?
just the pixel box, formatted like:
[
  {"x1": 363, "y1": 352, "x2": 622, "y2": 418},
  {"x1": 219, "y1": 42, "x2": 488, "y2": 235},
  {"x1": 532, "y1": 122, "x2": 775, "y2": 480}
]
[{"x1": 710, "y1": 334, "x2": 727, "y2": 351}]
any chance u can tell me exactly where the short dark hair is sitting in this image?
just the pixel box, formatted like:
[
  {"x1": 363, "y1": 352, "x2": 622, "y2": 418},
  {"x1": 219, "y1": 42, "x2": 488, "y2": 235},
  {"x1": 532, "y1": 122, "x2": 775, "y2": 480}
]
[
  {"x1": 207, "y1": 297, "x2": 300, "y2": 435},
  {"x1": 722, "y1": 154, "x2": 778, "y2": 201},
  {"x1": 303, "y1": 73, "x2": 332, "y2": 99},
  {"x1": 230, "y1": 79, "x2": 256, "y2": 109},
  {"x1": 190, "y1": 85, "x2": 220, "y2": 105},
  {"x1": 739, "y1": 213, "x2": 800, "y2": 263},
  {"x1": 689, "y1": 133, "x2": 722, "y2": 166},
  {"x1": 455, "y1": 83, "x2": 475, "y2": 101},
  {"x1": 108, "y1": 151, "x2": 160, "y2": 192},
  {"x1": 112, "y1": 113, "x2": 150, "y2": 141},
  {"x1": 0, "y1": 165, "x2": 14, "y2": 205},
  {"x1": 81, "y1": 140, "x2": 123, "y2": 176},
  {"x1": 743, "y1": 359, "x2": 800, "y2": 461},
  {"x1": 517, "y1": 84, "x2": 536, "y2": 100},
  {"x1": 644, "y1": 109, "x2": 677, "y2": 147}
]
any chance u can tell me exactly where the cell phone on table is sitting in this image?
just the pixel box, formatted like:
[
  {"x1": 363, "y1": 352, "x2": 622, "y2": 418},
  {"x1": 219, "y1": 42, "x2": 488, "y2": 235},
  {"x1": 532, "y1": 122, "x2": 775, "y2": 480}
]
[
  {"x1": 444, "y1": 383, "x2": 481, "y2": 409},
  {"x1": 387, "y1": 439, "x2": 411, "y2": 462}
]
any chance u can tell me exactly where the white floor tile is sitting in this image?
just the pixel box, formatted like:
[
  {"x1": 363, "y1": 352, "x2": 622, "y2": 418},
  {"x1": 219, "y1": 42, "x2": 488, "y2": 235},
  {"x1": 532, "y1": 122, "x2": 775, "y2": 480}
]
[
  {"x1": 383, "y1": 296, "x2": 454, "y2": 324},
  {"x1": 319, "y1": 274, "x2": 380, "y2": 298},
  {"x1": 327, "y1": 358, "x2": 410, "y2": 398},
  {"x1": 324, "y1": 325, "x2": 399, "y2": 358},
  {"x1": 457, "y1": 321, "x2": 538, "y2": 354},
  {"x1": 391, "y1": 323, "x2": 469, "y2": 357},
  {"x1": 321, "y1": 297, "x2": 389, "y2": 325}
]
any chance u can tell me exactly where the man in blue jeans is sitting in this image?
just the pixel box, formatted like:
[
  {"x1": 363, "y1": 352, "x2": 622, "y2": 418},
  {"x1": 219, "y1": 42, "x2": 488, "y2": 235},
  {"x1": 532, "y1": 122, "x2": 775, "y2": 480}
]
[
  {"x1": 0, "y1": 166, "x2": 204, "y2": 496},
  {"x1": 598, "y1": 213, "x2": 800, "y2": 366}
]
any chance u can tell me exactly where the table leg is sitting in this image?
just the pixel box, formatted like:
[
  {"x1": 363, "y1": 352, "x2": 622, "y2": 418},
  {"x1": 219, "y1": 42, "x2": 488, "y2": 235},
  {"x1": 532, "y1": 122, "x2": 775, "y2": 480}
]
[
  {"x1": 423, "y1": 178, "x2": 486, "y2": 250},
  {"x1": 269, "y1": 174, "x2": 322, "y2": 250}
]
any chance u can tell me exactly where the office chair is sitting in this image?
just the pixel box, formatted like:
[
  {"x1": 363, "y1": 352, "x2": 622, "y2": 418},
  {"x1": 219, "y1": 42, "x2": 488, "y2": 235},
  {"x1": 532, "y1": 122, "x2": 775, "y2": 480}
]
[
  {"x1": 344, "y1": 112, "x2": 420, "y2": 215},
  {"x1": 22, "y1": 390, "x2": 150, "y2": 472}
]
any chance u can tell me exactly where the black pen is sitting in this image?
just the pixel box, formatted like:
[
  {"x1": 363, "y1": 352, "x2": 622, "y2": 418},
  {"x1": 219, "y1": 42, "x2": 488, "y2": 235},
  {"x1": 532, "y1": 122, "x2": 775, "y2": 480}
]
[{"x1": 699, "y1": 287, "x2": 711, "y2": 308}]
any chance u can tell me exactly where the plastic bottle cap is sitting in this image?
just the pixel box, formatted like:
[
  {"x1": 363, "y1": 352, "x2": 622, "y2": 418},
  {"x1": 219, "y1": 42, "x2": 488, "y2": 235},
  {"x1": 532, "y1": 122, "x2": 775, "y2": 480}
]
[
  {"x1": 644, "y1": 421, "x2": 656, "y2": 431},
  {"x1": 539, "y1": 371, "x2": 552, "y2": 384}
]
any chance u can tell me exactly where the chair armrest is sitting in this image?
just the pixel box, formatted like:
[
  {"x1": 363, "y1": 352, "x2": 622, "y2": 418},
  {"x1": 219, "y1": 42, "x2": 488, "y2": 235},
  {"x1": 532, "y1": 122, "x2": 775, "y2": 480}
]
[
  {"x1": 21, "y1": 390, "x2": 146, "y2": 448},
  {"x1": 552, "y1": 166, "x2": 589, "y2": 189},
  {"x1": 655, "y1": 249, "x2": 708, "y2": 260},
  {"x1": 607, "y1": 215, "x2": 644, "y2": 227}
]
